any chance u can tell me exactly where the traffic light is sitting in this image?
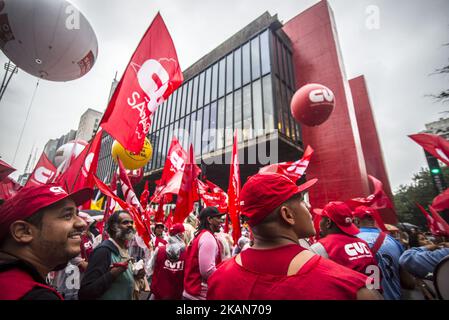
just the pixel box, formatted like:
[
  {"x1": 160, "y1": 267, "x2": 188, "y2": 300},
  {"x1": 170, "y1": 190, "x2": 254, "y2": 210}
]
[{"x1": 425, "y1": 151, "x2": 447, "y2": 193}]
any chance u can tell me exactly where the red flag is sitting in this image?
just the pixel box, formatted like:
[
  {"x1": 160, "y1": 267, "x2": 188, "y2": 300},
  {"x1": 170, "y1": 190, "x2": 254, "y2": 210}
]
[
  {"x1": 100, "y1": 13, "x2": 183, "y2": 153},
  {"x1": 140, "y1": 180, "x2": 150, "y2": 209},
  {"x1": 416, "y1": 203, "x2": 439, "y2": 236},
  {"x1": 259, "y1": 145, "x2": 313, "y2": 182},
  {"x1": 0, "y1": 159, "x2": 16, "y2": 182},
  {"x1": 432, "y1": 188, "x2": 449, "y2": 211},
  {"x1": 346, "y1": 175, "x2": 393, "y2": 210},
  {"x1": 227, "y1": 131, "x2": 242, "y2": 244},
  {"x1": 0, "y1": 177, "x2": 21, "y2": 200},
  {"x1": 429, "y1": 206, "x2": 449, "y2": 237},
  {"x1": 173, "y1": 145, "x2": 201, "y2": 224},
  {"x1": 55, "y1": 130, "x2": 102, "y2": 201},
  {"x1": 198, "y1": 179, "x2": 228, "y2": 213},
  {"x1": 25, "y1": 152, "x2": 57, "y2": 187},
  {"x1": 409, "y1": 133, "x2": 449, "y2": 167},
  {"x1": 99, "y1": 171, "x2": 118, "y2": 237},
  {"x1": 93, "y1": 174, "x2": 151, "y2": 247}
]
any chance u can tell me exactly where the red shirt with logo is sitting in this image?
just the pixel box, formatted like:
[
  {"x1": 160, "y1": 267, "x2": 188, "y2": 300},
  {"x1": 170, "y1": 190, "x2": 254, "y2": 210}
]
[
  {"x1": 207, "y1": 244, "x2": 368, "y2": 300},
  {"x1": 151, "y1": 246, "x2": 186, "y2": 300},
  {"x1": 312, "y1": 233, "x2": 378, "y2": 275}
]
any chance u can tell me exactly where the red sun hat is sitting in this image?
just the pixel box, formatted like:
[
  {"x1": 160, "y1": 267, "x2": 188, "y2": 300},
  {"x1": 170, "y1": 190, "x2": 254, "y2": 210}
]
[
  {"x1": 240, "y1": 172, "x2": 317, "y2": 227},
  {"x1": 353, "y1": 206, "x2": 377, "y2": 219},
  {"x1": 317, "y1": 201, "x2": 360, "y2": 236},
  {"x1": 0, "y1": 184, "x2": 93, "y2": 238},
  {"x1": 169, "y1": 223, "x2": 185, "y2": 236}
]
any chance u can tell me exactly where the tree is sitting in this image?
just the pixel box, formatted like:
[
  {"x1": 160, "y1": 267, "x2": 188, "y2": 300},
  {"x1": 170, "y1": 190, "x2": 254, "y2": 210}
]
[
  {"x1": 394, "y1": 166, "x2": 449, "y2": 230},
  {"x1": 430, "y1": 43, "x2": 449, "y2": 103}
]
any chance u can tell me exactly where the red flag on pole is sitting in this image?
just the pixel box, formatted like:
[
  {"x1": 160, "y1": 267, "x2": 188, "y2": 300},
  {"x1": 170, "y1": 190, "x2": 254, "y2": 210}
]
[
  {"x1": 98, "y1": 171, "x2": 118, "y2": 237},
  {"x1": 416, "y1": 203, "x2": 439, "y2": 236},
  {"x1": 172, "y1": 145, "x2": 201, "y2": 224},
  {"x1": 25, "y1": 153, "x2": 57, "y2": 188},
  {"x1": 0, "y1": 159, "x2": 16, "y2": 182},
  {"x1": 409, "y1": 133, "x2": 449, "y2": 167},
  {"x1": 431, "y1": 188, "x2": 449, "y2": 211},
  {"x1": 100, "y1": 13, "x2": 183, "y2": 153},
  {"x1": 140, "y1": 180, "x2": 150, "y2": 209},
  {"x1": 346, "y1": 175, "x2": 393, "y2": 210},
  {"x1": 429, "y1": 206, "x2": 449, "y2": 237},
  {"x1": 227, "y1": 131, "x2": 242, "y2": 244},
  {"x1": 0, "y1": 177, "x2": 21, "y2": 200},
  {"x1": 259, "y1": 145, "x2": 314, "y2": 182},
  {"x1": 198, "y1": 179, "x2": 228, "y2": 213}
]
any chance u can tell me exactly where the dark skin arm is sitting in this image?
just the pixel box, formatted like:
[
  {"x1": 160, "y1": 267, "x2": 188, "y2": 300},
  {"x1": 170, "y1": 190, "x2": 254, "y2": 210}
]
[{"x1": 356, "y1": 287, "x2": 384, "y2": 300}]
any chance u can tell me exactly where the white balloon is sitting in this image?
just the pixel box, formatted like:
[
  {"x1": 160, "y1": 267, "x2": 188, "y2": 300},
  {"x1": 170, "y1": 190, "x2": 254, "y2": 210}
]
[
  {"x1": 54, "y1": 140, "x2": 87, "y2": 167},
  {"x1": 0, "y1": 0, "x2": 98, "y2": 81}
]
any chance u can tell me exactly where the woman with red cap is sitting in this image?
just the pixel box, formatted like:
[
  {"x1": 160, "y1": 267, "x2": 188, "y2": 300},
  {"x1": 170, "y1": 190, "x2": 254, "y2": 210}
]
[
  {"x1": 207, "y1": 173, "x2": 382, "y2": 300},
  {"x1": 148, "y1": 223, "x2": 186, "y2": 300}
]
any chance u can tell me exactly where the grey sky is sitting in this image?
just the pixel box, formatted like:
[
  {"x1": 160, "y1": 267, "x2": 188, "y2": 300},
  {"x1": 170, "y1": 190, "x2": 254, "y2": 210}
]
[{"x1": 0, "y1": 0, "x2": 448, "y2": 192}]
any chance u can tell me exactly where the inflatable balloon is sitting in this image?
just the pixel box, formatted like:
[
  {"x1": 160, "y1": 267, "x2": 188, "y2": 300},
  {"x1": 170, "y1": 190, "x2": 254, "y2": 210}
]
[
  {"x1": 54, "y1": 140, "x2": 88, "y2": 168},
  {"x1": 111, "y1": 138, "x2": 153, "y2": 170},
  {"x1": 0, "y1": 0, "x2": 98, "y2": 81},
  {"x1": 291, "y1": 83, "x2": 335, "y2": 127}
]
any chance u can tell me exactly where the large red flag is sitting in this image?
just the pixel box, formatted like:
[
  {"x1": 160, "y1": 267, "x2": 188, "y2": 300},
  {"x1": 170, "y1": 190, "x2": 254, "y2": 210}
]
[
  {"x1": 346, "y1": 175, "x2": 393, "y2": 210},
  {"x1": 198, "y1": 179, "x2": 228, "y2": 213},
  {"x1": 259, "y1": 145, "x2": 313, "y2": 182},
  {"x1": 431, "y1": 188, "x2": 449, "y2": 211},
  {"x1": 55, "y1": 130, "x2": 103, "y2": 196},
  {"x1": 173, "y1": 145, "x2": 201, "y2": 224},
  {"x1": 409, "y1": 133, "x2": 449, "y2": 167},
  {"x1": 93, "y1": 175, "x2": 151, "y2": 247},
  {"x1": 100, "y1": 13, "x2": 183, "y2": 153},
  {"x1": 416, "y1": 203, "x2": 439, "y2": 236},
  {"x1": 429, "y1": 206, "x2": 449, "y2": 237},
  {"x1": 25, "y1": 152, "x2": 57, "y2": 187},
  {"x1": 228, "y1": 131, "x2": 242, "y2": 244},
  {"x1": 0, "y1": 159, "x2": 15, "y2": 182}
]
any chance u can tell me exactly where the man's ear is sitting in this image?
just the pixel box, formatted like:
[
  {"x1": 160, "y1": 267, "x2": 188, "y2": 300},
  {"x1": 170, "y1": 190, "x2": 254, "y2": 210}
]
[
  {"x1": 9, "y1": 221, "x2": 36, "y2": 244},
  {"x1": 279, "y1": 205, "x2": 295, "y2": 226}
]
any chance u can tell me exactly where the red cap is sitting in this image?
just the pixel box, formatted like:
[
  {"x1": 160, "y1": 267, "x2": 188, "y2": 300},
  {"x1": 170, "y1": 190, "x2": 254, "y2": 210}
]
[
  {"x1": 240, "y1": 172, "x2": 317, "y2": 227},
  {"x1": 0, "y1": 184, "x2": 93, "y2": 238},
  {"x1": 353, "y1": 206, "x2": 376, "y2": 219},
  {"x1": 317, "y1": 202, "x2": 360, "y2": 236},
  {"x1": 169, "y1": 223, "x2": 185, "y2": 236}
]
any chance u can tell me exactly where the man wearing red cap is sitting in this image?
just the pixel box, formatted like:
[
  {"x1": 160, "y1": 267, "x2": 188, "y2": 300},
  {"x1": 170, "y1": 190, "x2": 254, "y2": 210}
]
[
  {"x1": 353, "y1": 206, "x2": 414, "y2": 300},
  {"x1": 183, "y1": 206, "x2": 225, "y2": 300},
  {"x1": 207, "y1": 173, "x2": 382, "y2": 300},
  {"x1": 0, "y1": 184, "x2": 92, "y2": 300},
  {"x1": 148, "y1": 223, "x2": 186, "y2": 300},
  {"x1": 310, "y1": 202, "x2": 378, "y2": 277}
]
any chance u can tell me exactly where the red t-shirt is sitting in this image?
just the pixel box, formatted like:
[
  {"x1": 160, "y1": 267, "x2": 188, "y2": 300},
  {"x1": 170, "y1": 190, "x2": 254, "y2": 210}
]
[
  {"x1": 314, "y1": 234, "x2": 378, "y2": 275},
  {"x1": 207, "y1": 244, "x2": 369, "y2": 300}
]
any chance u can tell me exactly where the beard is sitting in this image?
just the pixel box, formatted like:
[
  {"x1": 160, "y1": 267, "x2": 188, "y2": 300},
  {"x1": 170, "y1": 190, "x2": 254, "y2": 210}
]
[{"x1": 116, "y1": 227, "x2": 136, "y2": 241}]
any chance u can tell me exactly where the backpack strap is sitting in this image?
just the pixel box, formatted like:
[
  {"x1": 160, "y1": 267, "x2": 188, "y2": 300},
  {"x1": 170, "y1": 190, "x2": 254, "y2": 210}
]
[{"x1": 371, "y1": 232, "x2": 387, "y2": 255}]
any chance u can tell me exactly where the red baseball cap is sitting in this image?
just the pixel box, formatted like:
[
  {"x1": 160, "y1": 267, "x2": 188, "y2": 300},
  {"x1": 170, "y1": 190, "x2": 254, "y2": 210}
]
[
  {"x1": 317, "y1": 202, "x2": 360, "y2": 236},
  {"x1": 353, "y1": 206, "x2": 377, "y2": 219},
  {"x1": 240, "y1": 172, "x2": 317, "y2": 227},
  {"x1": 0, "y1": 184, "x2": 93, "y2": 238},
  {"x1": 169, "y1": 223, "x2": 185, "y2": 236}
]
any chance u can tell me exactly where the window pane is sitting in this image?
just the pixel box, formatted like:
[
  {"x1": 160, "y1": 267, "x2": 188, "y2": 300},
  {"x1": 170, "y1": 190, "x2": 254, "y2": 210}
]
[
  {"x1": 226, "y1": 54, "x2": 233, "y2": 94},
  {"x1": 260, "y1": 30, "x2": 271, "y2": 76},
  {"x1": 211, "y1": 63, "x2": 218, "y2": 102},
  {"x1": 278, "y1": 40, "x2": 286, "y2": 83},
  {"x1": 217, "y1": 98, "x2": 225, "y2": 150},
  {"x1": 184, "y1": 114, "x2": 190, "y2": 150},
  {"x1": 157, "y1": 128, "x2": 165, "y2": 168},
  {"x1": 242, "y1": 84, "x2": 253, "y2": 141},
  {"x1": 225, "y1": 93, "x2": 233, "y2": 147},
  {"x1": 172, "y1": 90, "x2": 179, "y2": 121},
  {"x1": 198, "y1": 71, "x2": 205, "y2": 108},
  {"x1": 190, "y1": 111, "x2": 196, "y2": 147},
  {"x1": 262, "y1": 75, "x2": 275, "y2": 134},
  {"x1": 186, "y1": 80, "x2": 192, "y2": 115},
  {"x1": 195, "y1": 108, "x2": 203, "y2": 156},
  {"x1": 204, "y1": 67, "x2": 211, "y2": 105},
  {"x1": 234, "y1": 48, "x2": 242, "y2": 89},
  {"x1": 192, "y1": 76, "x2": 199, "y2": 111},
  {"x1": 234, "y1": 89, "x2": 243, "y2": 142},
  {"x1": 271, "y1": 34, "x2": 279, "y2": 76},
  {"x1": 161, "y1": 102, "x2": 167, "y2": 128},
  {"x1": 242, "y1": 42, "x2": 251, "y2": 85},
  {"x1": 209, "y1": 102, "x2": 217, "y2": 152},
  {"x1": 218, "y1": 58, "x2": 226, "y2": 98},
  {"x1": 180, "y1": 84, "x2": 187, "y2": 117},
  {"x1": 202, "y1": 105, "x2": 210, "y2": 154},
  {"x1": 274, "y1": 77, "x2": 284, "y2": 134},
  {"x1": 251, "y1": 37, "x2": 261, "y2": 80},
  {"x1": 252, "y1": 79, "x2": 263, "y2": 137},
  {"x1": 169, "y1": 94, "x2": 176, "y2": 124},
  {"x1": 286, "y1": 51, "x2": 295, "y2": 89}
]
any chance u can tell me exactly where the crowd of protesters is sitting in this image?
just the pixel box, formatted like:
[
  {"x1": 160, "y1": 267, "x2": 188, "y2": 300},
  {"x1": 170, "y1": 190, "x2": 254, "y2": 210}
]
[{"x1": 0, "y1": 172, "x2": 448, "y2": 300}]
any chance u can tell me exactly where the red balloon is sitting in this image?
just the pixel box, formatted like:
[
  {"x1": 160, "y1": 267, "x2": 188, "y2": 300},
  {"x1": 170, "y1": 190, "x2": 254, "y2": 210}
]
[{"x1": 291, "y1": 83, "x2": 335, "y2": 127}]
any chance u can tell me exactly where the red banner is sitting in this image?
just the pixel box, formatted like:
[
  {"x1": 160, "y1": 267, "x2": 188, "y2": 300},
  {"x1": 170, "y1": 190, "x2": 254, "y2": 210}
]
[
  {"x1": 25, "y1": 153, "x2": 57, "y2": 188},
  {"x1": 259, "y1": 145, "x2": 313, "y2": 182},
  {"x1": 100, "y1": 13, "x2": 183, "y2": 153},
  {"x1": 198, "y1": 179, "x2": 228, "y2": 213},
  {"x1": 227, "y1": 131, "x2": 242, "y2": 244},
  {"x1": 432, "y1": 188, "x2": 449, "y2": 211},
  {"x1": 0, "y1": 159, "x2": 15, "y2": 182},
  {"x1": 173, "y1": 145, "x2": 201, "y2": 224},
  {"x1": 429, "y1": 206, "x2": 449, "y2": 237},
  {"x1": 347, "y1": 175, "x2": 393, "y2": 210},
  {"x1": 0, "y1": 177, "x2": 21, "y2": 200},
  {"x1": 99, "y1": 171, "x2": 118, "y2": 237},
  {"x1": 409, "y1": 133, "x2": 449, "y2": 167}
]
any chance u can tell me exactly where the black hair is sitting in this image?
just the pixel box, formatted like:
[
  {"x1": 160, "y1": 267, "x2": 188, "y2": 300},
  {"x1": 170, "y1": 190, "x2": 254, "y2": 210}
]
[
  {"x1": 194, "y1": 207, "x2": 219, "y2": 237},
  {"x1": 106, "y1": 211, "x2": 127, "y2": 238},
  {"x1": 24, "y1": 209, "x2": 46, "y2": 229},
  {"x1": 408, "y1": 232, "x2": 423, "y2": 248}
]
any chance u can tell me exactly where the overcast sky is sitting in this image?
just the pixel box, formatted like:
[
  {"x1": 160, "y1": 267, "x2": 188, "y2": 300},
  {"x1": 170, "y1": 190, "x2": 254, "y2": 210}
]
[{"x1": 0, "y1": 0, "x2": 448, "y2": 192}]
